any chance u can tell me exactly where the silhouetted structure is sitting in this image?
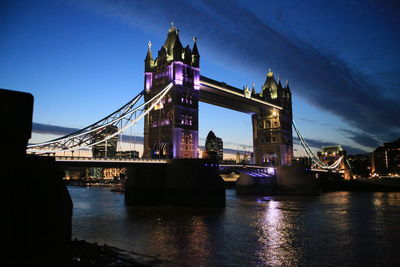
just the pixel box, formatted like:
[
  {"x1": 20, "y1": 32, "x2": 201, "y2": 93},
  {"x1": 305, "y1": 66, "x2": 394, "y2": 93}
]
[
  {"x1": 205, "y1": 130, "x2": 223, "y2": 161},
  {"x1": 2, "y1": 88, "x2": 72, "y2": 265},
  {"x1": 371, "y1": 138, "x2": 400, "y2": 176},
  {"x1": 347, "y1": 154, "x2": 371, "y2": 178}
]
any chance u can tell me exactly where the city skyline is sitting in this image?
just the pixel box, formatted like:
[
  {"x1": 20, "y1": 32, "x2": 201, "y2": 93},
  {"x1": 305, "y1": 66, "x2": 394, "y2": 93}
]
[{"x1": 1, "y1": 0, "x2": 399, "y2": 156}]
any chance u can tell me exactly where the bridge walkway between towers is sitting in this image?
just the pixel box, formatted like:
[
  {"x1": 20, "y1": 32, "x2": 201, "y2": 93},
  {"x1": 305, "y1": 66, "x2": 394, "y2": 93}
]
[{"x1": 199, "y1": 76, "x2": 282, "y2": 114}]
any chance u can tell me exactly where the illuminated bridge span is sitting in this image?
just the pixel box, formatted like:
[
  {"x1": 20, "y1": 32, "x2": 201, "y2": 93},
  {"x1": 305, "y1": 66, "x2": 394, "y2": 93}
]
[
  {"x1": 27, "y1": 25, "x2": 340, "y2": 171},
  {"x1": 199, "y1": 76, "x2": 282, "y2": 114}
]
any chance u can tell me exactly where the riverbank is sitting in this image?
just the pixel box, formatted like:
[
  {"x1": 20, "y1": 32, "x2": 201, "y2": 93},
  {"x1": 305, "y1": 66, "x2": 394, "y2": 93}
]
[
  {"x1": 321, "y1": 177, "x2": 400, "y2": 192},
  {"x1": 70, "y1": 239, "x2": 164, "y2": 266}
]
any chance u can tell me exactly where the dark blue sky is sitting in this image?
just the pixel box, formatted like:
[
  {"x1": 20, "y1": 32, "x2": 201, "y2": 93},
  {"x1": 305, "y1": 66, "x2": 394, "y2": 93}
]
[{"x1": 1, "y1": 0, "x2": 399, "y2": 155}]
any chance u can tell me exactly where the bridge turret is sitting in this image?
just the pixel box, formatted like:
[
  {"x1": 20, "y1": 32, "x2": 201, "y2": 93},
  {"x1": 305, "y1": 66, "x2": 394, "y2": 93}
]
[
  {"x1": 162, "y1": 24, "x2": 184, "y2": 62},
  {"x1": 191, "y1": 37, "x2": 200, "y2": 68},
  {"x1": 144, "y1": 41, "x2": 154, "y2": 72},
  {"x1": 261, "y1": 69, "x2": 279, "y2": 101},
  {"x1": 251, "y1": 82, "x2": 256, "y2": 96},
  {"x1": 283, "y1": 80, "x2": 292, "y2": 103},
  {"x1": 285, "y1": 79, "x2": 291, "y2": 94},
  {"x1": 277, "y1": 75, "x2": 284, "y2": 102},
  {"x1": 183, "y1": 45, "x2": 192, "y2": 65}
]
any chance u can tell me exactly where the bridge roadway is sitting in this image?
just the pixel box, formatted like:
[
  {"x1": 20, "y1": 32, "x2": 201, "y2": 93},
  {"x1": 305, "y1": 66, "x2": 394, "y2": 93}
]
[
  {"x1": 54, "y1": 157, "x2": 340, "y2": 175},
  {"x1": 53, "y1": 156, "x2": 272, "y2": 169},
  {"x1": 199, "y1": 76, "x2": 282, "y2": 114},
  {"x1": 54, "y1": 156, "x2": 166, "y2": 168}
]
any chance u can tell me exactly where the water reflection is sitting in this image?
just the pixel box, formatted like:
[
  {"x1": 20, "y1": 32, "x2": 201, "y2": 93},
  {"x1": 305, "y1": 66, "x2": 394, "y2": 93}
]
[
  {"x1": 254, "y1": 199, "x2": 305, "y2": 265},
  {"x1": 122, "y1": 206, "x2": 221, "y2": 264},
  {"x1": 69, "y1": 187, "x2": 400, "y2": 265}
]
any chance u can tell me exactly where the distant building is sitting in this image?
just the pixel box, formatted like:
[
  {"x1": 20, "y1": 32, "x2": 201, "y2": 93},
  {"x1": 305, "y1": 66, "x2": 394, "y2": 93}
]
[
  {"x1": 235, "y1": 151, "x2": 241, "y2": 164},
  {"x1": 317, "y1": 145, "x2": 350, "y2": 178},
  {"x1": 347, "y1": 154, "x2": 371, "y2": 178},
  {"x1": 371, "y1": 138, "x2": 400, "y2": 176},
  {"x1": 91, "y1": 125, "x2": 118, "y2": 158},
  {"x1": 317, "y1": 145, "x2": 346, "y2": 165},
  {"x1": 205, "y1": 131, "x2": 223, "y2": 161}
]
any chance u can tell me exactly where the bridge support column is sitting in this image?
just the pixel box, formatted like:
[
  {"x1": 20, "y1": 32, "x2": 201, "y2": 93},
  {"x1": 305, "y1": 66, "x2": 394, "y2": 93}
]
[
  {"x1": 252, "y1": 108, "x2": 293, "y2": 166},
  {"x1": 125, "y1": 159, "x2": 225, "y2": 206}
]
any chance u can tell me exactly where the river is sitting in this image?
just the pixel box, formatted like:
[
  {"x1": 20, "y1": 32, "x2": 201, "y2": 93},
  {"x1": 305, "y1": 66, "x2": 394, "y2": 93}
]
[{"x1": 68, "y1": 186, "x2": 400, "y2": 265}]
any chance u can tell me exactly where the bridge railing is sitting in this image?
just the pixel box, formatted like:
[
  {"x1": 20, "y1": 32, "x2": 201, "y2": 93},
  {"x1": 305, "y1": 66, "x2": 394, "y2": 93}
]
[{"x1": 53, "y1": 156, "x2": 167, "y2": 163}]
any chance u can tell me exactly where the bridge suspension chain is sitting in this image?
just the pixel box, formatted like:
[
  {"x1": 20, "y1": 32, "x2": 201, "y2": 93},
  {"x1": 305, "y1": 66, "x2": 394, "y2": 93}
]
[
  {"x1": 292, "y1": 120, "x2": 342, "y2": 170},
  {"x1": 27, "y1": 83, "x2": 174, "y2": 154}
]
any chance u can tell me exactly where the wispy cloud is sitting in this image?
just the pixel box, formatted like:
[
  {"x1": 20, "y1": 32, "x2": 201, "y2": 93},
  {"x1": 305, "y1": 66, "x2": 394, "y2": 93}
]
[
  {"x1": 293, "y1": 136, "x2": 368, "y2": 155},
  {"x1": 32, "y1": 122, "x2": 78, "y2": 136},
  {"x1": 68, "y1": 0, "x2": 399, "y2": 145},
  {"x1": 296, "y1": 117, "x2": 331, "y2": 127},
  {"x1": 339, "y1": 128, "x2": 381, "y2": 148}
]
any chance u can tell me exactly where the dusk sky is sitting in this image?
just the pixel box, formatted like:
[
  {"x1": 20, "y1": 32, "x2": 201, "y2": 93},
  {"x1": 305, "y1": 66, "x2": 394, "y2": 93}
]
[{"x1": 1, "y1": 0, "x2": 399, "y2": 156}]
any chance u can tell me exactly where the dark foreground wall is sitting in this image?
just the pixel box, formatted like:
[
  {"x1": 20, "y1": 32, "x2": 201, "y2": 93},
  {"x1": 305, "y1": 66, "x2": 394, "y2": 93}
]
[
  {"x1": 2, "y1": 89, "x2": 73, "y2": 265},
  {"x1": 125, "y1": 159, "x2": 226, "y2": 207}
]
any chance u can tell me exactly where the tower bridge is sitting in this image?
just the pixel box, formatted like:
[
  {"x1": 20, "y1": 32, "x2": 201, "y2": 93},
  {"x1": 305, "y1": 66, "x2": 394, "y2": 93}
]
[
  {"x1": 4, "y1": 25, "x2": 348, "y2": 209},
  {"x1": 28, "y1": 25, "x2": 298, "y2": 168},
  {"x1": 142, "y1": 25, "x2": 293, "y2": 165}
]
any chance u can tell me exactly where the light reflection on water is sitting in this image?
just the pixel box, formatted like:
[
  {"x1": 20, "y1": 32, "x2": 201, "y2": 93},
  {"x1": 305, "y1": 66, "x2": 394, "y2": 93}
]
[{"x1": 68, "y1": 187, "x2": 400, "y2": 265}]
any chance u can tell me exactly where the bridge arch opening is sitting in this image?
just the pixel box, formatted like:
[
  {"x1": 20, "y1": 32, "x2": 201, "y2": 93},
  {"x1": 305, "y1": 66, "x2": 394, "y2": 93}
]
[
  {"x1": 152, "y1": 141, "x2": 172, "y2": 159},
  {"x1": 261, "y1": 153, "x2": 277, "y2": 167}
]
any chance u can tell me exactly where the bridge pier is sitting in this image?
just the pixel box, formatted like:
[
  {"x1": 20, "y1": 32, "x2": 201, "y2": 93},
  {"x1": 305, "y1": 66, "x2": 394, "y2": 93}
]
[{"x1": 125, "y1": 159, "x2": 225, "y2": 207}]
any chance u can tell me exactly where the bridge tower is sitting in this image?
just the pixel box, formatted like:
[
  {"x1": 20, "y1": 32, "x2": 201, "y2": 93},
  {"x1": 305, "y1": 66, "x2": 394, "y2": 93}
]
[
  {"x1": 252, "y1": 70, "x2": 293, "y2": 166},
  {"x1": 143, "y1": 26, "x2": 200, "y2": 158}
]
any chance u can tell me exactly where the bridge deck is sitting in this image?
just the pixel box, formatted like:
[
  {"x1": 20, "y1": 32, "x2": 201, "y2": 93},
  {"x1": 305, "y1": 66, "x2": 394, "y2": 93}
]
[
  {"x1": 54, "y1": 156, "x2": 167, "y2": 168},
  {"x1": 199, "y1": 76, "x2": 282, "y2": 114}
]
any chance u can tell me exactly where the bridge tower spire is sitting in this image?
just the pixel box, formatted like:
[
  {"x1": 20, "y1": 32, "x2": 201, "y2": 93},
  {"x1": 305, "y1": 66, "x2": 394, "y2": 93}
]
[
  {"x1": 143, "y1": 26, "x2": 200, "y2": 159},
  {"x1": 191, "y1": 36, "x2": 200, "y2": 67},
  {"x1": 145, "y1": 41, "x2": 154, "y2": 72}
]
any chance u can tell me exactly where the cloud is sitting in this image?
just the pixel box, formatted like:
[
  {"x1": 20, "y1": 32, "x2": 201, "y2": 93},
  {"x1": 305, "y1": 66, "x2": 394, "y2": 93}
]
[
  {"x1": 339, "y1": 129, "x2": 381, "y2": 148},
  {"x1": 32, "y1": 122, "x2": 78, "y2": 136},
  {"x1": 296, "y1": 117, "x2": 331, "y2": 127},
  {"x1": 71, "y1": 0, "x2": 399, "y2": 144},
  {"x1": 293, "y1": 136, "x2": 367, "y2": 155}
]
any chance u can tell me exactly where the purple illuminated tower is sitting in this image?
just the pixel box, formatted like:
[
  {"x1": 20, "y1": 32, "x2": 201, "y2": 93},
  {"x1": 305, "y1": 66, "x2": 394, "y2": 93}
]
[{"x1": 143, "y1": 25, "x2": 200, "y2": 158}]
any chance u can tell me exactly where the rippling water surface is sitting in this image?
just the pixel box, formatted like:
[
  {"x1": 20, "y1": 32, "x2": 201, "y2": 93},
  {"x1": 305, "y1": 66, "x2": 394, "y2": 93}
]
[{"x1": 69, "y1": 187, "x2": 400, "y2": 265}]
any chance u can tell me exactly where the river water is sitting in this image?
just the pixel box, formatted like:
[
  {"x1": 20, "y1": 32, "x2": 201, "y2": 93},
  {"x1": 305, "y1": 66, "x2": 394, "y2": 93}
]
[{"x1": 68, "y1": 186, "x2": 400, "y2": 266}]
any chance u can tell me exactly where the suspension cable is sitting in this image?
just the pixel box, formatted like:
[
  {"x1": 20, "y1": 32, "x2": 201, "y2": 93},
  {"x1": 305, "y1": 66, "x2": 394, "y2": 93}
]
[
  {"x1": 293, "y1": 120, "x2": 342, "y2": 170},
  {"x1": 27, "y1": 83, "x2": 173, "y2": 153}
]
